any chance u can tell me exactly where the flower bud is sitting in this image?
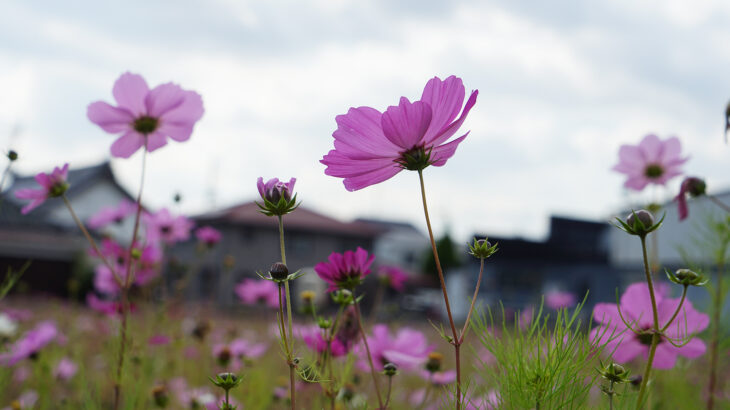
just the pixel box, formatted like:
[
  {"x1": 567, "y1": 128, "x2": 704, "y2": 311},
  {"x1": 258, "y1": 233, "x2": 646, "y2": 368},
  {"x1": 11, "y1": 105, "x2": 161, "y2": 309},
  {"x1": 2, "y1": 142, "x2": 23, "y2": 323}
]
[
  {"x1": 269, "y1": 262, "x2": 289, "y2": 281},
  {"x1": 152, "y1": 385, "x2": 169, "y2": 408},
  {"x1": 383, "y1": 362, "x2": 397, "y2": 377},
  {"x1": 468, "y1": 237, "x2": 498, "y2": 259},
  {"x1": 627, "y1": 210, "x2": 654, "y2": 228},
  {"x1": 300, "y1": 290, "x2": 316, "y2": 303},
  {"x1": 615, "y1": 209, "x2": 663, "y2": 237},
  {"x1": 7, "y1": 150, "x2": 18, "y2": 162},
  {"x1": 425, "y1": 352, "x2": 443, "y2": 373},
  {"x1": 683, "y1": 177, "x2": 706, "y2": 198},
  {"x1": 317, "y1": 317, "x2": 331, "y2": 329},
  {"x1": 667, "y1": 268, "x2": 708, "y2": 287},
  {"x1": 209, "y1": 372, "x2": 242, "y2": 391},
  {"x1": 599, "y1": 362, "x2": 630, "y2": 384}
]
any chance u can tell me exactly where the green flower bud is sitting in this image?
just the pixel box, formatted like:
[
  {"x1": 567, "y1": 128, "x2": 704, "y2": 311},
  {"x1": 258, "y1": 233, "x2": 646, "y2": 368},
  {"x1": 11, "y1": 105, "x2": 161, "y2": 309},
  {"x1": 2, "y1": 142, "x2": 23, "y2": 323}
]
[
  {"x1": 468, "y1": 237, "x2": 499, "y2": 259},
  {"x1": 209, "y1": 372, "x2": 242, "y2": 391},
  {"x1": 7, "y1": 150, "x2": 18, "y2": 162},
  {"x1": 666, "y1": 268, "x2": 708, "y2": 287},
  {"x1": 615, "y1": 209, "x2": 664, "y2": 238},
  {"x1": 383, "y1": 362, "x2": 397, "y2": 377}
]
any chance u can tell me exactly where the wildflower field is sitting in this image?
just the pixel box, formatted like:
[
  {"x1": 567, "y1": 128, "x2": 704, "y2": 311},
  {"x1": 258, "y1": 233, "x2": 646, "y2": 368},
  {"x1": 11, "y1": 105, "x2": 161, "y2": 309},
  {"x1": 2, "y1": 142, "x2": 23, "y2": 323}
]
[{"x1": 0, "y1": 70, "x2": 728, "y2": 410}]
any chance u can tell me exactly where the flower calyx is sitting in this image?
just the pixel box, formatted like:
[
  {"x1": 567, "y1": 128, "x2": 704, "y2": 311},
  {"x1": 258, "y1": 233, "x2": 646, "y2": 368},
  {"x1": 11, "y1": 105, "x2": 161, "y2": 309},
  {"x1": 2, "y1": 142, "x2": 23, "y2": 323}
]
[
  {"x1": 614, "y1": 209, "x2": 664, "y2": 238},
  {"x1": 468, "y1": 238, "x2": 498, "y2": 259},
  {"x1": 666, "y1": 268, "x2": 708, "y2": 287}
]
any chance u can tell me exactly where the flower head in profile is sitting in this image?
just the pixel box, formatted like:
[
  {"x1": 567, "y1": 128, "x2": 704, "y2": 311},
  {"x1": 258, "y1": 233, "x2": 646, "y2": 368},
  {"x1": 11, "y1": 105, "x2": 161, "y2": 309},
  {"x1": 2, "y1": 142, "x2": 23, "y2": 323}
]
[
  {"x1": 674, "y1": 177, "x2": 706, "y2": 221},
  {"x1": 314, "y1": 247, "x2": 375, "y2": 291},
  {"x1": 0, "y1": 321, "x2": 59, "y2": 366},
  {"x1": 590, "y1": 282, "x2": 709, "y2": 369},
  {"x1": 14, "y1": 163, "x2": 69, "y2": 214},
  {"x1": 321, "y1": 76, "x2": 478, "y2": 191},
  {"x1": 355, "y1": 324, "x2": 433, "y2": 372},
  {"x1": 88, "y1": 199, "x2": 136, "y2": 229},
  {"x1": 87, "y1": 72, "x2": 204, "y2": 158},
  {"x1": 144, "y1": 208, "x2": 194, "y2": 244},
  {"x1": 612, "y1": 134, "x2": 687, "y2": 191},
  {"x1": 297, "y1": 325, "x2": 351, "y2": 357},
  {"x1": 195, "y1": 226, "x2": 222, "y2": 247},
  {"x1": 255, "y1": 177, "x2": 299, "y2": 216},
  {"x1": 377, "y1": 265, "x2": 409, "y2": 292},
  {"x1": 234, "y1": 278, "x2": 281, "y2": 309},
  {"x1": 54, "y1": 358, "x2": 78, "y2": 381}
]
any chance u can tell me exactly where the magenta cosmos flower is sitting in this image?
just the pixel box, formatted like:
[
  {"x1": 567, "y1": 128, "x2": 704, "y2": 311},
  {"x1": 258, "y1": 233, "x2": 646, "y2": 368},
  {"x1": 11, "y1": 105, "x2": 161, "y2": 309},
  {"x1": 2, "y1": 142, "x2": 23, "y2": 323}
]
[
  {"x1": 355, "y1": 324, "x2": 433, "y2": 372},
  {"x1": 321, "y1": 76, "x2": 478, "y2": 191},
  {"x1": 54, "y1": 357, "x2": 78, "y2": 381},
  {"x1": 257, "y1": 177, "x2": 296, "y2": 203},
  {"x1": 314, "y1": 247, "x2": 375, "y2": 291},
  {"x1": 297, "y1": 325, "x2": 351, "y2": 357},
  {"x1": 144, "y1": 208, "x2": 194, "y2": 244},
  {"x1": 0, "y1": 321, "x2": 59, "y2": 366},
  {"x1": 234, "y1": 278, "x2": 280, "y2": 308},
  {"x1": 87, "y1": 199, "x2": 136, "y2": 229},
  {"x1": 590, "y1": 282, "x2": 709, "y2": 369},
  {"x1": 87, "y1": 72, "x2": 204, "y2": 158},
  {"x1": 14, "y1": 163, "x2": 69, "y2": 214},
  {"x1": 674, "y1": 176, "x2": 706, "y2": 221},
  {"x1": 377, "y1": 265, "x2": 409, "y2": 292},
  {"x1": 544, "y1": 290, "x2": 576, "y2": 310},
  {"x1": 195, "y1": 226, "x2": 222, "y2": 247},
  {"x1": 612, "y1": 134, "x2": 688, "y2": 191}
]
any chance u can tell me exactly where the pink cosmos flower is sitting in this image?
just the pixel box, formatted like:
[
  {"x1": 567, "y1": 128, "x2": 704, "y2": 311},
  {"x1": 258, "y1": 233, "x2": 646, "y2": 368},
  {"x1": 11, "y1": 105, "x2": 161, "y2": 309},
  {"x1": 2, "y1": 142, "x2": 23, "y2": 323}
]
[
  {"x1": 257, "y1": 177, "x2": 296, "y2": 203},
  {"x1": 2, "y1": 391, "x2": 38, "y2": 410},
  {"x1": 235, "y1": 278, "x2": 281, "y2": 308},
  {"x1": 195, "y1": 226, "x2": 222, "y2": 247},
  {"x1": 321, "y1": 76, "x2": 477, "y2": 191},
  {"x1": 590, "y1": 282, "x2": 709, "y2": 369},
  {"x1": 14, "y1": 163, "x2": 69, "y2": 214},
  {"x1": 169, "y1": 378, "x2": 218, "y2": 410},
  {"x1": 355, "y1": 324, "x2": 433, "y2": 372},
  {"x1": 54, "y1": 357, "x2": 78, "y2": 381},
  {"x1": 87, "y1": 72, "x2": 204, "y2": 158},
  {"x1": 297, "y1": 325, "x2": 351, "y2": 358},
  {"x1": 612, "y1": 134, "x2": 688, "y2": 191},
  {"x1": 545, "y1": 290, "x2": 576, "y2": 310},
  {"x1": 87, "y1": 199, "x2": 136, "y2": 229},
  {"x1": 212, "y1": 338, "x2": 267, "y2": 371},
  {"x1": 144, "y1": 208, "x2": 194, "y2": 244},
  {"x1": 86, "y1": 293, "x2": 135, "y2": 316},
  {"x1": 0, "y1": 321, "x2": 59, "y2": 366},
  {"x1": 377, "y1": 265, "x2": 409, "y2": 292},
  {"x1": 90, "y1": 239, "x2": 161, "y2": 294},
  {"x1": 674, "y1": 177, "x2": 706, "y2": 221},
  {"x1": 314, "y1": 247, "x2": 375, "y2": 291},
  {"x1": 148, "y1": 334, "x2": 171, "y2": 346}
]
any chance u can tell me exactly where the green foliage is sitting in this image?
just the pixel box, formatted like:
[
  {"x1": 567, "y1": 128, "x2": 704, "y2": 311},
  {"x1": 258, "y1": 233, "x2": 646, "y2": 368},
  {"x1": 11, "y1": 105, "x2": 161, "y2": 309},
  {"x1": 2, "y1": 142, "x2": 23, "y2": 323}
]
[
  {"x1": 472, "y1": 298, "x2": 614, "y2": 409},
  {"x1": 0, "y1": 261, "x2": 30, "y2": 301}
]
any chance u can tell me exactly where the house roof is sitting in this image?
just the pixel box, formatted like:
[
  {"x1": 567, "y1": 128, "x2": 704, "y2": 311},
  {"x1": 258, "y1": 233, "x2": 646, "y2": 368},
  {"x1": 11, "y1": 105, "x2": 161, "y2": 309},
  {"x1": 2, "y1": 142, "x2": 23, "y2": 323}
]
[
  {"x1": 354, "y1": 217, "x2": 425, "y2": 237},
  {"x1": 196, "y1": 202, "x2": 380, "y2": 237}
]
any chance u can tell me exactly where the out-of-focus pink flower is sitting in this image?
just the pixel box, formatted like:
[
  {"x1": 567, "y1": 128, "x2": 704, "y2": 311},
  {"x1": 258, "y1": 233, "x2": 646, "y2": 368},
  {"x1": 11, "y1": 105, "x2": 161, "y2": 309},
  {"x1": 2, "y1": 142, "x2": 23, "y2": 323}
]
[
  {"x1": 148, "y1": 334, "x2": 171, "y2": 346},
  {"x1": 674, "y1": 177, "x2": 707, "y2": 221},
  {"x1": 144, "y1": 208, "x2": 193, "y2": 244},
  {"x1": 612, "y1": 134, "x2": 687, "y2": 191},
  {"x1": 298, "y1": 325, "x2": 350, "y2": 357},
  {"x1": 356, "y1": 324, "x2": 433, "y2": 372},
  {"x1": 314, "y1": 247, "x2": 375, "y2": 291},
  {"x1": 54, "y1": 357, "x2": 78, "y2": 381},
  {"x1": 545, "y1": 290, "x2": 576, "y2": 310},
  {"x1": 212, "y1": 338, "x2": 266, "y2": 371},
  {"x1": 2, "y1": 390, "x2": 38, "y2": 410},
  {"x1": 14, "y1": 164, "x2": 69, "y2": 214},
  {"x1": 0, "y1": 321, "x2": 59, "y2": 366},
  {"x1": 169, "y1": 378, "x2": 218, "y2": 410},
  {"x1": 13, "y1": 365, "x2": 30, "y2": 383},
  {"x1": 88, "y1": 199, "x2": 136, "y2": 229},
  {"x1": 590, "y1": 282, "x2": 709, "y2": 369},
  {"x1": 518, "y1": 305, "x2": 534, "y2": 330},
  {"x1": 195, "y1": 226, "x2": 222, "y2": 247},
  {"x1": 235, "y1": 278, "x2": 281, "y2": 309},
  {"x1": 2, "y1": 308, "x2": 32, "y2": 322},
  {"x1": 91, "y1": 240, "x2": 161, "y2": 295},
  {"x1": 377, "y1": 265, "x2": 409, "y2": 292},
  {"x1": 86, "y1": 293, "x2": 135, "y2": 316},
  {"x1": 87, "y1": 72, "x2": 204, "y2": 158},
  {"x1": 257, "y1": 177, "x2": 296, "y2": 203},
  {"x1": 321, "y1": 76, "x2": 477, "y2": 191}
]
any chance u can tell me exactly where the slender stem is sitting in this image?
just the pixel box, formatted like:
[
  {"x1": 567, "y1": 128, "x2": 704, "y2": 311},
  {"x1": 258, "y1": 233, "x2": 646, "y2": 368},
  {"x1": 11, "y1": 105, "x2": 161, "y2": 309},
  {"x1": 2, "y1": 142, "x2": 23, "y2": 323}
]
[
  {"x1": 459, "y1": 258, "x2": 485, "y2": 343},
  {"x1": 708, "y1": 195, "x2": 730, "y2": 214},
  {"x1": 384, "y1": 376, "x2": 393, "y2": 409},
  {"x1": 707, "y1": 260, "x2": 725, "y2": 410},
  {"x1": 418, "y1": 375, "x2": 433, "y2": 410},
  {"x1": 62, "y1": 196, "x2": 121, "y2": 286},
  {"x1": 278, "y1": 283, "x2": 289, "y2": 353},
  {"x1": 225, "y1": 389, "x2": 230, "y2": 408},
  {"x1": 277, "y1": 215, "x2": 296, "y2": 410},
  {"x1": 609, "y1": 381, "x2": 614, "y2": 410},
  {"x1": 635, "y1": 236, "x2": 661, "y2": 409},
  {"x1": 113, "y1": 147, "x2": 148, "y2": 410},
  {"x1": 353, "y1": 295, "x2": 384, "y2": 409},
  {"x1": 660, "y1": 286, "x2": 688, "y2": 333},
  {"x1": 0, "y1": 162, "x2": 13, "y2": 212},
  {"x1": 417, "y1": 170, "x2": 461, "y2": 410}
]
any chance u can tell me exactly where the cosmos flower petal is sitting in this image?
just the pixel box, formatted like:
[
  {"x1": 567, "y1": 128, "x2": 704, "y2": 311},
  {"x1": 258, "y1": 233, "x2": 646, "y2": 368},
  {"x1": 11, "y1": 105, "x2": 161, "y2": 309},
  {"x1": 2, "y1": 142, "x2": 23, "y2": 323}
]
[
  {"x1": 381, "y1": 98, "x2": 433, "y2": 149},
  {"x1": 427, "y1": 89, "x2": 478, "y2": 147},
  {"x1": 110, "y1": 131, "x2": 145, "y2": 158},
  {"x1": 638, "y1": 134, "x2": 663, "y2": 163},
  {"x1": 145, "y1": 83, "x2": 187, "y2": 118},
  {"x1": 112, "y1": 72, "x2": 150, "y2": 116},
  {"x1": 420, "y1": 75, "x2": 465, "y2": 142},
  {"x1": 87, "y1": 102, "x2": 134, "y2": 134},
  {"x1": 430, "y1": 133, "x2": 468, "y2": 166},
  {"x1": 161, "y1": 90, "x2": 205, "y2": 125},
  {"x1": 145, "y1": 131, "x2": 169, "y2": 152},
  {"x1": 651, "y1": 344, "x2": 679, "y2": 369}
]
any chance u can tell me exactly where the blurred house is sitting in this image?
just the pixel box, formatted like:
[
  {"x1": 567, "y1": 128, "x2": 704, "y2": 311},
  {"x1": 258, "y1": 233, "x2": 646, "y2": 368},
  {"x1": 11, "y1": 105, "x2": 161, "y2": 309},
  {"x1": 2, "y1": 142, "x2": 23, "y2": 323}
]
[
  {"x1": 354, "y1": 218, "x2": 429, "y2": 275},
  {"x1": 469, "y1": 215, "x2": 618, "y2": 311},
  {"x1": 184, "y1": 203, "x2": 379, "y2": 305},
  {"x1": 0, "y1": 161, "x2": 136, "y2": 296}
]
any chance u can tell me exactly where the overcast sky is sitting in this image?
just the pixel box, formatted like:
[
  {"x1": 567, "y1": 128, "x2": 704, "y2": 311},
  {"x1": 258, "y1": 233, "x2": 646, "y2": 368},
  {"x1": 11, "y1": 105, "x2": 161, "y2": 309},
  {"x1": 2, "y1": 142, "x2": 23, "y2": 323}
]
[{"x1": 1, "y1": 0, "x2": 729, "y2": 241}]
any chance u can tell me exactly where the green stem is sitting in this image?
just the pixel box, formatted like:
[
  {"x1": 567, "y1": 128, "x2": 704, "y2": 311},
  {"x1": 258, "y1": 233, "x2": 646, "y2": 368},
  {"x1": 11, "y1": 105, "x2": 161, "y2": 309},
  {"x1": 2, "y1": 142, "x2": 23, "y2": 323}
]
[
  {"x1": 635, "y1": 235, "x2": 661, "y2": 409},
  {"x1": 417, "y1": 170, "x2": 461, "y2": 410},
  {"x1": 708, "y1": 195, "x2": 730, "y2": 214},
  {"x1": 459, "y1": 258, "x2": 485, "y2": 343},
  {"x1": 353, "y1": 294, "x2": 384, "y2": 408},
  {"x1": 609, "y1": 381, "x2": 614, "y2": 410},
  {"x1": 277, "y1": 215, "x2": 296, "y2": 410},
  {"x1": 660, "y1": 286, "x2": 688, "y2": 333},
  {"x1": 707, "y1": 259, "x2": 725, "y2": 410},
  {"x1": 384, "y1": 376, "x2": 393, "y2": 409}
]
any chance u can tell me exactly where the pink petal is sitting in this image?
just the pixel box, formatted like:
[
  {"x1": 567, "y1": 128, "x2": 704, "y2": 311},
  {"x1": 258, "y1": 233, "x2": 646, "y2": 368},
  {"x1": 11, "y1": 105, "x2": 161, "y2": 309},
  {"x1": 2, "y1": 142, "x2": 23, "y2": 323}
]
[
  {"x1": 110, "y1": 131, "x2": 145, "y2": 158},
  {"x1": 659, "y1": 137, "x2": 682, "y2": 163},
  {"x1": 592, "y1": 303, "x2": 621, "y2": 326},
  {"x1": 381, "y1": 98, "x2": 432, "y2": 149},
  {"x1": 159, "y1": 90, "x2": 204, "y2": 139},
  {"x1": 611, "y1": 338, "x2": 645, "y2": 363},
  {"x1": 145, "y1": 83, "x2": 187, "y2": 118},
  {"x1": 430, "y1": 133, "x2": 467, "y2": 166},
  {"x1": 620, "y1": 283, "x2": 661, "y2": 328},
  {"x1": 87, "y1": 102, "x2": 134, "y2": 134},
  {"x1": 333, "y1": 106, "x2": 400, "y2": 159},
  {"x1": 651, "y1": 344, "x2": 678, "y2": 369},
  {"x1": 420, "y1": 76, "x2": 465, "y2": 143},
  {"x1": 427, "y1": 89, "x2": 478, "y2": 147},
  {"x1": 676, "y1": 337, "x2": 706, "y2": 358},
  {"x1": 145, "y1": 132, "x2": 168, "y2": 152},
  {"x1": 623, "y1": 175, "x2": 650, "y2": 191},
  {"x1": 112, "y1": 72, "x2": 150, "y2": 116},
  {"x1": 638, "y1": 134, "x2": 662, "y2": 163}
]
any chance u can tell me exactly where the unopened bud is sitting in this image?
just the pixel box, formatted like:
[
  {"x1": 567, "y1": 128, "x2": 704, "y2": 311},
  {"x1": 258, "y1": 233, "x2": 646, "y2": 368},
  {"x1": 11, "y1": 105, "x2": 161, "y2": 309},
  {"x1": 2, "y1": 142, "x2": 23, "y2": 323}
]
[
  {"x1": 152, "y1": 385, "x2": 169, "y2": 408},
  {"x1": 7, "y1": 150, "x2": 17, "y2": 162},
  {"x1": 683, "y1": 177, "x2": 706, "y2": 198},
  {"x1": 627, "y1": 210, "x2": 654, "y2": 229},
  {"x1": 269, "y1": 262, "x2": 289, "y2": 281},
  {"x1": 383, "y1": 362, "x2": 397, "y2": 377},
  {"x1": 209, "y1": 372, "x2": 242, "y2": 391},
  {"x1": 425, "y1": 352, "x2": 443, "y2": 373}
]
